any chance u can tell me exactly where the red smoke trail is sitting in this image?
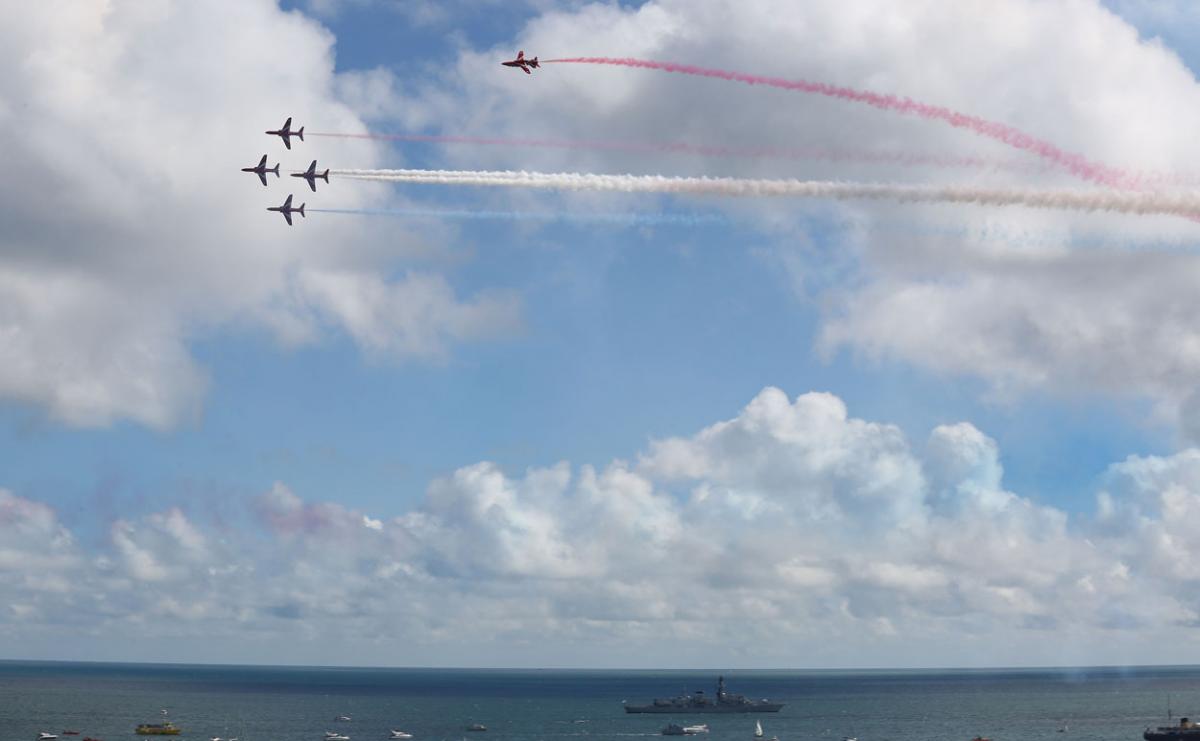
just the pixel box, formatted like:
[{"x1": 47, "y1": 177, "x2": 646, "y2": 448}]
[
  {"x1": 541, "y1": 57, "x2": 1136, "y2": 189},
  {"x1": 307, "y1": 131, "x2": 1043, "y2": 174}
]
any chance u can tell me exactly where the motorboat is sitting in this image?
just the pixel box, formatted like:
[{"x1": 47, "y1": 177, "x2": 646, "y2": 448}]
[
  {"x1": 682, "y1": 726, "x2": 709, "y2": 734},
  {"x1": 465, "y1": 726, "x2": 487, "y2": 733},
  {"x1": 390, "y1": 732, "x2": 413, "y2": 739},
  {"x1": 337, "y1": 717, "x2": 352, "y2": 723},
  {"x1": 39, "y1": 734, "x2": 59, "y2": 741},
  {"x1": 326, "y1": 735, "x2": 350, "y2": 740}
]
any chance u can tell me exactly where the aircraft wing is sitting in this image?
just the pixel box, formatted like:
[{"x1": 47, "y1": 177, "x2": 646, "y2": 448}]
[
  {"x1": 257, "y1": 171, "x2": 268, "y2": 186},
  {"x1": 522, "y1": 65, "x2": 531, "y2": 74},
  {"x1": 283, "y1": 210, "x2": 293, "y2": 226}
]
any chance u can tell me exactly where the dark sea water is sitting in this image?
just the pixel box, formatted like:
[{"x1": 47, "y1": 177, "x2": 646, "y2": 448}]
[{"x1": 2, "y1": 663, "x2": 1199, "y2": 741}]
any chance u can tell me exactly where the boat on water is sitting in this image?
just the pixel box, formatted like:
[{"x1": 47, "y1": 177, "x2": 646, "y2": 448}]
[
  {"x1": 62, "y1": 732, "x2": 81, "y2": 736},
  {"x1": 1146, "y1": 717, "x2": 1200, "y2": 741},
  {"x1": 682, "y1": 726, "x2": 709, "y2": 734},
  {"x1": 754, "y1": 721, "x2": 778, "y2": 741},
  {"x1": 136, "y1": 724, "x2": 181, "y2": 736},
  {"x1": 390, "y1": 732, "x2": 412, "y2": 739},
  {"x1": 626, "y1": 677, "x2": 782, "y2": 714},
  {"x1": 465, "y1": 725, "x2": 487, "y2": 732},
  {"x1": 662, "y1": 725, "x2": 689, "y2": 736},
  {"x1": 337, "y1": 717, "x2": 352, "y2": 722},
  {"x1": 39, "y1": 733, "x2": 59, "y2": 740},
  {"x1": 325, "y1": 735, "x2": 349, "y2": 740}
]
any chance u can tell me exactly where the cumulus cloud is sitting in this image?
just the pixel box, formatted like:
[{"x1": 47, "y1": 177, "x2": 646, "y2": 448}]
[
  {"x1": 3, "y1": 388, "x2": 1200, "y2": 666},
  {"x1": 367, "y1": 0, "x2": 1200, "y2": 431},
  {"x1": 0, "y1": 1, "x2": 517, "y2": 428}
]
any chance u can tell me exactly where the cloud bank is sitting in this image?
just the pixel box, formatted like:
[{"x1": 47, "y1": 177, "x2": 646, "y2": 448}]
[{"x1": 3, "y1": 388, "x2": 1199, "y2": 667}]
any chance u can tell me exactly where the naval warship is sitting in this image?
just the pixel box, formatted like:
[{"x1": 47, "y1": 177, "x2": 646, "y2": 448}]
[
  {"x1": 624, "y1": 676, "x2": 783, "y2": 714},
  {"x1": 1145, "y1": 717, "x2": 1200, "y2": 741}
]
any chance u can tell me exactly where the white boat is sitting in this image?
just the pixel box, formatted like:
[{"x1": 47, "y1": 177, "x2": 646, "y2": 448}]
[
  {"x1": 754, "y1": 722, "x2": 777, "y2": 741},
  {"x1": 683, "y1": 726, "x2": 709, "y2": 734},
  {"x1": 390, "y1": 733, "x2": 413, "y2": 739},
  {"x1": 40, "y1": 734, "x2": 59, "y2": 741},
  {"x1": 326, "y1": 735, "x2": 350, "y2": 740},
  {"x1": 336, "y1": 717, "x2": 352, "y2": 723}
]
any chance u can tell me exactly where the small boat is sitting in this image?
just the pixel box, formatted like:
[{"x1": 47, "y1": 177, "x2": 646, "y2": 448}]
[
  {"x1": 337, "y1": 717, "x2": 352, "y2": 723},
  {"x1": 136, "y1": 724, "x2": 181, "y2": 736},
  {"x1": 39, "y1": 734, "x2": 59, "y2": 741},
  {"x1": 325, "y1": 736, "x2": 349, "y2": 741},
  {"x1": 390, "y1": 732, "x2": 413, "y2": 739},
  {"x1": 754, "y1": 722, "x2": 777, "y2": 741},
  {"x1": 466, "y1": 725, "x2": 487, "y2": 733},
  {"x1": 662, "y1": 725, "x2": 689, "y2": 737},
  {"x1": 682, "y1": 726, "x2": 709, "y2": 734}
]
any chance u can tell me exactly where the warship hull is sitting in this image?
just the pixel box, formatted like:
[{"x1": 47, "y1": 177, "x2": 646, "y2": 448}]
[
  {"x1": 625, "y1": 703, "x2": 783, "y2": 714},
  {"x1": 624, "y1": 677, "x2": 783, "y2": 714}
]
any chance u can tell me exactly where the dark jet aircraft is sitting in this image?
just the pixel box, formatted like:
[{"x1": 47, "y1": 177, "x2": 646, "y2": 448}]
[
  {"x1": 501, "y1": 50, "x2": 539, "y2": 74},
  {"x1": 267, "y1": 194, "x2": 305, "y2": 226},
  {"x1": 291, "y1": 159, "x2": 330, "y2": 192},
  {"x1": 266, "y1": 117, "x2": 304, "y2": 149},
  {"x1": 241, "y1": 154, "x2": 280, "y2": 186}
]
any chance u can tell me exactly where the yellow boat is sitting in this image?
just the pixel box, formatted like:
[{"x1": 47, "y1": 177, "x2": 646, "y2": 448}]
[{"x1": 136, "y1": 724, "x2": 181, "y2": 735}]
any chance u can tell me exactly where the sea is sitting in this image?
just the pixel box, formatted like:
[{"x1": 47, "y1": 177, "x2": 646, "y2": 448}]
[{"x1": 1, "y1": 662, "x2": 1198, "y2": 741}]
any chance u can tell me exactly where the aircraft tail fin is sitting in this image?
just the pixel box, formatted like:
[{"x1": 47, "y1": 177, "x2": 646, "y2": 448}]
[
  {"x1": 531, "y1": 56, "x2": 539, "y2": 67},
  {"x1": 297, "y1": 126, "x2": 305, "y2": 142},
  {"x1": 298, "y1": 204, "x2": 306, "y2": 218},
  {"x1": 270, "y1": 164, "x2": 280, "y2": 177},
  {"x1": 320, "y1": 169, "x2": 329, "y2": 183}
]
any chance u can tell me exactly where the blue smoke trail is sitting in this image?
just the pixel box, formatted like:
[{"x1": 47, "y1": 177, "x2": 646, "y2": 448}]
[{"x1": 307, "y1": 206, "x2": 727, "y2": 227}]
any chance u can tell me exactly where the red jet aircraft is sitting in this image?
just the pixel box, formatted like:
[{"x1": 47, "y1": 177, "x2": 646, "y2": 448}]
[{"x1": 501, "y1": 50, "x2": 539, "y2": 74}]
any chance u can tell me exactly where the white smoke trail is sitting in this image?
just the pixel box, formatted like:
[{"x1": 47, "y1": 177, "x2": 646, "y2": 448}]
[
  {"x1": 307, "y1": 206, "x2": 726, "y2": 227},
  {"x1": 331, "y1": 168, "x2": 1200, "y2": 219}
]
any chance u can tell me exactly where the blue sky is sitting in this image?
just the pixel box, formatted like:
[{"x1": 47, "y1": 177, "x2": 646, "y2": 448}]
[{"x1": 4, "y1": 0, "x2": 1200, "y2": 668}]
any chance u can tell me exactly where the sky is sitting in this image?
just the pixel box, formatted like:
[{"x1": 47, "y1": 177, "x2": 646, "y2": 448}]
[{"x1": 4, "y1": 0, "x2": 1200, "y2": 669}]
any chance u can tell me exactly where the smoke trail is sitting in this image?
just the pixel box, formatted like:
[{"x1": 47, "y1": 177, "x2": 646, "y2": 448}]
[
  {"x1": 307, "y1": 206, "x2": 726, "y2": 226},
  {"x1": 540, "y1": 57, "x2": 1135, "y2": 188},
  {"x1": 308, "y1": 131, "x2": 1042, "y2": 174},
  {"x1": 330, "y1": 168, "x2": 1200, "y2": 219}
]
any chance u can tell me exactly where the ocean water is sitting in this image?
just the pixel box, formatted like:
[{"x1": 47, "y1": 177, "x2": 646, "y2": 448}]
[{"x1": 1, "y1": 663, "x2": 1198, "y2": 741}]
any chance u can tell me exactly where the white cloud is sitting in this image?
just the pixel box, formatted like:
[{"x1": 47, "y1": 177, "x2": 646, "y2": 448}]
[
  {"x1": 374, "y1": 0, "x2": 1200, "y2": 433},
  {"x1": 4, "y1": 388, "x2": 1200, "y2": 666},
  {"x1": 0, "y1": 0, "x2": 517, "y2": 428}
]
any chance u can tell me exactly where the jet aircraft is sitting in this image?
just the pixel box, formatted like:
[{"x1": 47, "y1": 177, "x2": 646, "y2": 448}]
[
  {"x1": 501, "y1": 50, "x2": 539, "y2": 74},
  {"x1": 241, "y1": 154, "x2": 280, "y2": 186},
  {"x1": 267, "y1": 194, "x2": 305, "y2": 226},
  {"x1": 266, "y1": 117, "x2": 304, "y2": 149},
  {"x1": 291, "y1": 159, "x2": 330, "y2": 192}
]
